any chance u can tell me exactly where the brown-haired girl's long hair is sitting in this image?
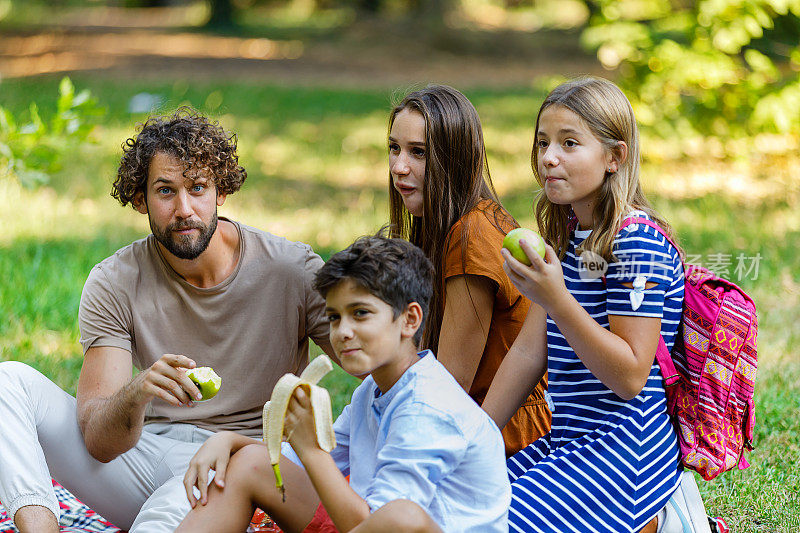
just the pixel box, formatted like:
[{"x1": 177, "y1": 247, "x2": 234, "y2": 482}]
[
  {"x1": 388, "y1": 84, "x2": 516, "y2": 352},
  {"x1": 532, "y1": 77, "x2": 680, "y2": 261}
]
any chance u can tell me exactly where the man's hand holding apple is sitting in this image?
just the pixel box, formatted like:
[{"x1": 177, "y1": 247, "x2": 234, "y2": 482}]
[{"x1": 132, "y1": 353, "x2": 203, "y2": 408}]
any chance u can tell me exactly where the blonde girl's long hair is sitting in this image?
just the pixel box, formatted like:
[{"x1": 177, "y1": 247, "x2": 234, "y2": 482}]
[
  {"x1": 388, "y1": 84, "x2": 516, "y2": 352},
  {"x1": 532, "y1": 77, "x2": 680, "y2": 261}
]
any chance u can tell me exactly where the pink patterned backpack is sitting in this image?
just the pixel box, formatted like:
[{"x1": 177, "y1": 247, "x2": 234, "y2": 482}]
[{"x1": 618, "y1": 217, "x2": 758, "y2": 481}]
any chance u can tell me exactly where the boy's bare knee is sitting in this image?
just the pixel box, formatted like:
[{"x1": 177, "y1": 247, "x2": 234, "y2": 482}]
[
  {"x1": 363, "y1": 500, "x2": 441, "y2": 533},
  {"x1": 230, "y1": 443, "x2": 271, "y2": 478},
  {"x1": 235, "y1": 443, "x2": 270, "y2": 461},
  {"x1": 398, "y1": 500, "x2": 441, "y2": 532}
]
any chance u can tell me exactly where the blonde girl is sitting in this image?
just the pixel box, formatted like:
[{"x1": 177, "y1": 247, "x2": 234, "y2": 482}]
[
  {"x1": 482, "y1": 77, "x2": 685, "y2": 532},
  {"x1": 388, "y1": 85, "x2": 550, "y2": 455}
]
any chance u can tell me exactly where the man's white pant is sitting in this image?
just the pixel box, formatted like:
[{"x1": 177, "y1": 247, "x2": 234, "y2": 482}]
[{"x1": 0, "y1": 361, "x2": 215, "y2": 532}]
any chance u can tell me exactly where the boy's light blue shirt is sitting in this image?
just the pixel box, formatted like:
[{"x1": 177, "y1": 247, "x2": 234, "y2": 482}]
[{"x1": 330, "y1": 350, "x2": 510, "y2": 532}]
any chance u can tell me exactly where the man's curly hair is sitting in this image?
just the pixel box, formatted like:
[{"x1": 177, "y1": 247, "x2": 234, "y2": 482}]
[{"x1": 112, "y1": 107, "x2": 247, "y2": 207}]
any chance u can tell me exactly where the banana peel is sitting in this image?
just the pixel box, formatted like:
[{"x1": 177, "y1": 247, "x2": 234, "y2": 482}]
[{"x1": 262, "y1": 355, "x2": 336, "y2": 501}]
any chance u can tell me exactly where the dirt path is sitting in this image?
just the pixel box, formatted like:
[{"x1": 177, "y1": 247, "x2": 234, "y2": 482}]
[{"x1": 0, "y1": 7, "x2": 602, "y2": 87}]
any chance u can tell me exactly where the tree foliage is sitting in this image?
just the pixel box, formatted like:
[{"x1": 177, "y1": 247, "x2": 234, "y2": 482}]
[
  {"x1": 0, "y1": 77, "x2": 106, "y2": 188},
  {"x1": 581, "y1": 0, "x2": 800, "y2": 139}
]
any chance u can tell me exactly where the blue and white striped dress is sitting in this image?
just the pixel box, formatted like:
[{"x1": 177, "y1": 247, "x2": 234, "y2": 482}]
[{"x1": 507, "y1": 211, "x2": 684, "y2": 532}]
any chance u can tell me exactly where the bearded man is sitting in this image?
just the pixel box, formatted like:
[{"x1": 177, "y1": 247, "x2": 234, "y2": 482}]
[{"x1": 0, "y1": 108, "x2": 333, "y2": 533}]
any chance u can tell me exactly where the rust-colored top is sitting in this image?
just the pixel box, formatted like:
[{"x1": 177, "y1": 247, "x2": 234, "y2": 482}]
[{"x1": 443, "y1": 200, "x2": 551, "y2": 456}]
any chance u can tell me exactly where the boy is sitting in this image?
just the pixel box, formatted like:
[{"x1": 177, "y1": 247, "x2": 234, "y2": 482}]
[{"x1": 177, "y1": 235, "x2": 510, "y2": 532}]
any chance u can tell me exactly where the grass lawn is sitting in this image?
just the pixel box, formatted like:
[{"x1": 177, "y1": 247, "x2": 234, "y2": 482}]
[{"x1": 1, "y1": 76, "x2": 799, "y2": 532}]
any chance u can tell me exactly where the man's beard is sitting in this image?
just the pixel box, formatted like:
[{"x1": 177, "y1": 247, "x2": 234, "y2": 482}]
[{"x1": 151, "y1": 213, "x2": 218, "y2": 260}]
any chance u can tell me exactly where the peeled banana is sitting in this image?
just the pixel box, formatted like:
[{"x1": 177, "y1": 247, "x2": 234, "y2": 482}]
[{"x1": 262, "y1": 355, "x2": 336, "y2": 501}]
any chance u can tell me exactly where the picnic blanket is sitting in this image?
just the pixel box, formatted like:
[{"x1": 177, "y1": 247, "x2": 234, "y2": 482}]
[
  {"x1": 0, "y1": 480, "x2": 122, "y2": 533},
  {"x1": 0, "y1": 480, "x2": 279, "y2": 532}
]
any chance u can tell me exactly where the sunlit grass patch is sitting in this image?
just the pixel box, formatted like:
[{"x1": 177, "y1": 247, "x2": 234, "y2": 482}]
[
  {"x1": 0, "y1": 231, "x2": 131, "y2": 393},
  {"x1": 0, "y1": 326, "x2": 84, "y2": 393},
  {"x1": 699, "y1": 359, "x2": 800, "y2": 532},
  {"x1": 0, "y1": 178, "x2": 147, "y2": 244}
]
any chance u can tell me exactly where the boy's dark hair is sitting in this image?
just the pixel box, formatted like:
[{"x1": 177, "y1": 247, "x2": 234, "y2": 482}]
[
  {"x1": 112, "y1": 106, "x2": 246, "y2": 207},
  {"x1": 314, "y1": 233, "x2": 433, "y2": 345}
]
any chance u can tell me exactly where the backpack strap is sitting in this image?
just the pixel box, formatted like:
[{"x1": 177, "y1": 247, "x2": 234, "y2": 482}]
[
  {"x1": 601, "y1": 216, "x2": 681, "y2": 283},
  {"x1": 656, "y1": 336, "x2": 680, "y2": 388},
  {"x1": 613, "y1": 216, "x2": 682, "y2": 389},
  {"x1": 617, "y1": 217, "x2": 681, "y2": 254}
]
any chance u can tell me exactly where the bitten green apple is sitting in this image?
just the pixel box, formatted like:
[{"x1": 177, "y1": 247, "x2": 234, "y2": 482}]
[
  {"x1": 502, "y1": 228, "x2": 546, "y2": 266},
  {"x1": 186, "y1": 366, "x2": 222, "y2": 400}
]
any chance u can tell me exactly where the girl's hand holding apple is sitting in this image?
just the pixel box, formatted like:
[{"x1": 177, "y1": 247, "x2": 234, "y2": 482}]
[
  {"x1": 502, "y1": 228, "x2": 546, "y2": 265},
  {"x1": 501, "y1": 240, "x2": 567, "y2": 313}
]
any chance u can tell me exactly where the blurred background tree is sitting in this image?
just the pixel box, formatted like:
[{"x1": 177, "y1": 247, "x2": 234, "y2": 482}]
[
  {"x1": 168, "y1": 0, "x2": 800, "y2": 140},
  {"x1": 581, "y1": 0, "x2": 800, "y2": 141},
  {"x1": 1, "y1": 0, "x2": 798, "y2": 168},
  {"x1": 0, "y1": 77, "x2": 105, "y2": 188},
  {"x1": 207, "y1": 0, "x2": 236, "y2": 29}
]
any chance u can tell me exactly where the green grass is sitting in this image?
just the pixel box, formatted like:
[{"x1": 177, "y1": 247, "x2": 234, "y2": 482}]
[
  {"x1": 2, "y1": 78, "x2": 799, "y2": 531},
  {"x1": 709, "y1": 361, "x2": 800, "y2": 532}
]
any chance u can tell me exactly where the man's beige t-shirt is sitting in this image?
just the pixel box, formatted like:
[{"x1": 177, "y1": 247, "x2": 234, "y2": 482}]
[{"x1": 78, "y1": 220, "x2": 331, "y2": 438}]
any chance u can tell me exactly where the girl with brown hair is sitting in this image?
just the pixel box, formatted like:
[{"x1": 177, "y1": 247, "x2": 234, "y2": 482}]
[{"x1": 388, "y1": 84, "x2": 550, "y2": 456}]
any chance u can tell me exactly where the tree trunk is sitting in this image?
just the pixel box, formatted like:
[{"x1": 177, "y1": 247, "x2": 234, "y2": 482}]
[{"x1": 206, "y1": 0, "x2": 236, "y2": 30}]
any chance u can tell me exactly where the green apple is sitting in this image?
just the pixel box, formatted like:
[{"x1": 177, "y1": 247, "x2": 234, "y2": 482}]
[
  {"x1": 186, "y1": 366, "x2": 222, "y2": 401},
  {"x1": 502, "y1": 228, "x2": 546, "y2": 266}
]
